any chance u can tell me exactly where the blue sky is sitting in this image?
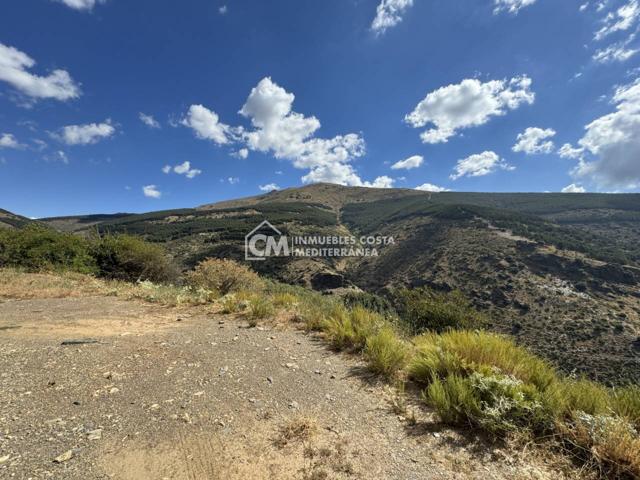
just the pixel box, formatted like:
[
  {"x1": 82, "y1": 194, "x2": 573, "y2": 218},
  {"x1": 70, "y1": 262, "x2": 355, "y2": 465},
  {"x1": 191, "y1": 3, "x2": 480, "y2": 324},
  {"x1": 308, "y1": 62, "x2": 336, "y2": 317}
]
[{"x1": 1, "y1": 0, "x2": 639, "y2": 218}]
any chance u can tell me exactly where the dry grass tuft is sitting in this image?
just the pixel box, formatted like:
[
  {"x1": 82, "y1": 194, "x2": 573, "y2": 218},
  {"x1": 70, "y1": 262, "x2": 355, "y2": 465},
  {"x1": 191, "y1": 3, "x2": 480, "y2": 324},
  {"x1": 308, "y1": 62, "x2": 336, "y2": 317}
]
[{"x1": 275, "y1": 416, "x2": 318, "y2": 448}]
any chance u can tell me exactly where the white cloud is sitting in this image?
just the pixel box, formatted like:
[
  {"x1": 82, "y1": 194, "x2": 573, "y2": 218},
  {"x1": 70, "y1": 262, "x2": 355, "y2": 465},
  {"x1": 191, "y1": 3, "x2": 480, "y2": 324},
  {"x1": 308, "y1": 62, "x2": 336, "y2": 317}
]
[
  {"x1": 0, "y1": 133, "x2": 23, "y2": 149},
  {"x1": 391, "y1": 154, "x2": 423, "y2": 170},
  {"x1": 58, "y1": 120, "x2": 115, "y2": 145},
  {"x1": 173, "y1": 160, "x2": 201, "y2": 178},
  {"x1": 558, "y1": 143, "x2": 585, "y2": 159},
  {"x1": 259, "y1": 183, "x2": 280, "y2": 192},
  {"x1": 561, "y1": 183, "x2": 587, "y2": 193},
  {"x1": 371, "y1": 0, "x2": 414, "y2": 35},
  {"x1": 595, "y1": 0, "x2": 640, "y2": 40},
  {"x1": 163, "y1": 161, "x2": 201, "y2": 178},
  {"x1": 363, "y1": 176, "x2": 395, "y2": 188},
  {"x1": 405, "y1": 76, "x2": 534, "y2": 144},
  {"x1": 512, "y1": 127, "x2": 556, "y2": 154},
  {"x1": 182, "y1": 104, "x2": 231, "y2": 144},
  {"x1": 43, "y1": 150, "x2": 68, "y2": 164},
  {"x1": 233, "y1": 148, "x2": 249, "y2": 159},
  {"x1": 139, "y1": 112, "x2": 161, "y2": 129},
  {"x1": 570, "y1": 78, "x2": 640, "y2": 189},
  {"x1": 0, "y1": 43, "x2": 80, "y2": 102},
  {"x1": 227, "y1": 176, "x2": 239, "y2": 184},
  {"x1": 239, "y1": 77, "x2": 373, "y2": 186},
  {"x1": 450, "y1": 151, "x2": 514, "y2": 180},
  {"x1": 219, "y1": 5, "x2": 228, "y2": 14},
  {"x1": 493, "y1": 0, "x2": 537, "y2": 15},
  {"x1": 53, "y1": 0, "x2": 106, "y2": 11},
  {"x1": 186, "y1": 77, "x2": 381, "y2": 187},
  {"x1": 143, "y1": 185, "x2": 161, "y2": 198},
  {"x1": 415, "y1": 183, "x2": 450, "y2": 192},
  {"x1": 593, "y1": 33, "x2": 639, "y2": 62}
]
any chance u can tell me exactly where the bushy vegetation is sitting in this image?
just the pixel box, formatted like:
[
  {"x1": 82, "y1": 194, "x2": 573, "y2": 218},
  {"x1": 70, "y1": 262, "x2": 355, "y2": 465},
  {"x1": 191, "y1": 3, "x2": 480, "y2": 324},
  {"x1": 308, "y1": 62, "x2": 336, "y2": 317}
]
[
  {"x1": 391, "y1": 287, "x2": 486, "y2": 334},
  {"x1": 342, "y1": 290, "x2": 396, "y2": 318},
  {"x1": 186, "y1": 258, "x2": 263, "y2": 295},
  {"x1": 323, "y1": 305, "x2": 385, "y2": 351},
  {"x1": 0, "y1": 225, "x2": 97, "y2": 274},
  {"x1": 0, "y1": 226, "x2": 176, "y2": 282},
  {"x1": 90, "y1": 234, "x2": 176, "y2": 283},
  {"x1": 364, "y1": 327, "x2": 409, "y2": 378}
]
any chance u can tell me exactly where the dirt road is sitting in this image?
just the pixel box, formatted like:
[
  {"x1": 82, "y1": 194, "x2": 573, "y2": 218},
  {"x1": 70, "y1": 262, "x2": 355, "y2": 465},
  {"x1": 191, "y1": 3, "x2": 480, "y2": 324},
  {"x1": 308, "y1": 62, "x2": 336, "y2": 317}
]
[{"x1": 0, "y1": 296, "x2": 569, "y2": 479}]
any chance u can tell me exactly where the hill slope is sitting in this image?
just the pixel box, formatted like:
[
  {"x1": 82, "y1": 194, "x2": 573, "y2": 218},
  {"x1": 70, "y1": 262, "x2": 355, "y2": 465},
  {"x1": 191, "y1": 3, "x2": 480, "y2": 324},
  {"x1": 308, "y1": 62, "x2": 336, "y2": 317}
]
[
  {"x1": 0, "y1": 209, "x2": 37, "y2": 229},
  {"x1": 34, "y1": 184, "x2": 640, "y2": 384}
]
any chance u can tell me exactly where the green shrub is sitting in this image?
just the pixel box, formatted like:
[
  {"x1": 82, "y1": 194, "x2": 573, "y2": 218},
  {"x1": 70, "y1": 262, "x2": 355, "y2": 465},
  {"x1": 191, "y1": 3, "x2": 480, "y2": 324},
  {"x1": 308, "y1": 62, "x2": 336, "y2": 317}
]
[
  {"x1": 272, "y1": 292, "x2": 298, "y2": 308},
  {"x1": 342, "y1": 291, "x2": 396, "y2": 318},
  {"x1": 186, "y1": 258, "x2": 262, "y2": 295},
  {"x1": 410, "y1": 330, "x2": 557, "y2": 391},
  {"x1": 425, "y1": 375, "x2": 480, "y2": 425},
  {"x1": 91, "y1": 234, "x2": 175, "y2": 283},
  {"x1": 0, "y1": 225, "x2": 96, "y2": 274},
  {"x1": 559, "y1": 378, "x2": 612, "y2": 417},
  {"x1": 612, "y1": 385, "x2": 640, "y2": 428},
  {"x1": 323, "y1": 305, "x2": 384, "y2": 351},
  {"x1": 364, "y1": 327, "x2": 409, "y2": 378},
  {"x1": 247, "y1": 296, "x2": 274, "y2": 321},
  {"x1": 296, "y1": 295, "x2": 342, "y2": 332},
  {"x1": 392, "y1": 287, "x2": 485, "y2": 334}
]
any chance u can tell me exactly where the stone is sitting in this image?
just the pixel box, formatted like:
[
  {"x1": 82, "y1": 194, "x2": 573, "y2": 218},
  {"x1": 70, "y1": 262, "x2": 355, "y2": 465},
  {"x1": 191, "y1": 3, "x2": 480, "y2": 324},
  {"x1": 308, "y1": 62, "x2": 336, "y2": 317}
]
[
  {"x1": 53, "y1": 450, "x2": 74, "y2": 463},
  {"x1": 87, "y1": 429, "x2": 102, "y2": 441}
]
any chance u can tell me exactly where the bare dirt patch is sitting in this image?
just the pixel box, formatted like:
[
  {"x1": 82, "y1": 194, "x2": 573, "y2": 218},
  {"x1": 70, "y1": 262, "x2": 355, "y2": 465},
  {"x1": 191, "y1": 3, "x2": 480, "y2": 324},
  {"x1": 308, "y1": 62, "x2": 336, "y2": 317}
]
[{"x1": 0, "y1": 295, "x2": 579, "y2": 479}]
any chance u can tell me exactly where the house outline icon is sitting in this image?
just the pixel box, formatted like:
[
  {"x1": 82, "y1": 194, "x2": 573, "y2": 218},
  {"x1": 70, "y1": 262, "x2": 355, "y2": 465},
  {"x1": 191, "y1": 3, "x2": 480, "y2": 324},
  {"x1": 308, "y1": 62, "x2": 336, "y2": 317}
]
[{"x1": 245, "y1": 220, "x2": 283, "y2": 261}]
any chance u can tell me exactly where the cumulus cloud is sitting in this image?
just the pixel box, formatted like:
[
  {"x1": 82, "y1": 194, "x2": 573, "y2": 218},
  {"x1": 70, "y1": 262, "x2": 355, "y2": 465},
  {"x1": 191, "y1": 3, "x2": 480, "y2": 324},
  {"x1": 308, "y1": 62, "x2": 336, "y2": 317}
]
[
  {"x1": 181, "y1": 104, "x2": 231, "y2": 144},
  {"x1": 219, "y1": 5, "x2": 228, "y2": 14},
  {"x1": 561, "y1": 183, "x2": 587, "y2": 193},
  {"x1": 371, "y1": 0, "x2": 414, "y2": 35},
  {"x1": 493, "y1": 0, "x2": 537, "y2": 15},
  {"x1": 415, "y1": 183, "x2": 450, "y2": 192},
  {"x1": 558, "y1": 143, "x2": 584, "y2": 159},
  {"x1": 143, "y1": 185, "x2": 161, "y2": 198},
  {"x1": 185, "y1": 77, "x2": 386, "y2": 187},
  {"x1": 405, "y1": 76, "x2": 535, "y2": 144},
  {"x1": 594, "y1": 0, "x2": 640, "y2": 40},
  {"x1": 259, "y1": 183, "x2": 280, "y2": 192},
  {"x1": 238, "y1": 77, "x2": 386, "y2": 186},
  {"x1": 173, "y1": 161, "x2": 201, "y2": 178},
  {"x1": 512, "y1": 127, "x2": 556, "y2": 154},
  {"x1": 363, "y1": 175, "x2": 395, "y2": 188},
  {"x1": 570, "y1": 78, "x2": 640, "y2": 189},
  {"x1": 232, "y1": 148, "x2": 249, "y2": 159},
  {"x1": 0, "y1": 43, "x2": 80, "y2": 102},
  {"x1": 139, "y1": 112, "x2": 161, "y2": 129},
  {"x1": 57, "y1": 120, "x2": 115, "y2": 145},
  {"x1": 163, "y1": 161, "x2": 201, "y2": 178},
  {"x1": 0, "y1": 133, "x2": 23, "y2": 149},
  {"x1": 450, "y1": 151, "x2": 513, "y2": 180},
  {"x1": 391, "y1": 154, "x2": 423, "y2": 170},
  {"x1": 53, "y1": 0, "x2": 106, "y2": 11}
]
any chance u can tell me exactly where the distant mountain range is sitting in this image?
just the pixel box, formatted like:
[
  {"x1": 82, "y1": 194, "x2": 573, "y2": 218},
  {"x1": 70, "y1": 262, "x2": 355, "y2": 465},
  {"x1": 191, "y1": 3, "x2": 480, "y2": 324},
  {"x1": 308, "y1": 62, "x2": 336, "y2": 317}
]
[{"x1": 7, "y1": 184, "x2": 640, "y2": 384}]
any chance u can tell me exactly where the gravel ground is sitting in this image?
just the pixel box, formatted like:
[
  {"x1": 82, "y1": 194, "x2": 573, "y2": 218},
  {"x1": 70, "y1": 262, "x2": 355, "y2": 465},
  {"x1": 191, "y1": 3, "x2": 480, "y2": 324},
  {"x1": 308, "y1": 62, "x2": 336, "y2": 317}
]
[{"x1": 0, "y1": 296, "x2": 575, "y2": 479}]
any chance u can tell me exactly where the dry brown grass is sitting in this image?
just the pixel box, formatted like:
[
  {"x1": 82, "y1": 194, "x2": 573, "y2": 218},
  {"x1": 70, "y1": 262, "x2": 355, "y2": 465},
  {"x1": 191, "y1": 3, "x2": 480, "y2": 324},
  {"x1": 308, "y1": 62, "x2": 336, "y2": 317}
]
[
  {"x1": 275, "y1": 416, "x2": 318, "y2": 448},
  {"x1": 0, "y1": 268, "x2": 215, "y2": 306},
  {"x1": 0, "y1": 269, "x2": 113, "y2": 299}
]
